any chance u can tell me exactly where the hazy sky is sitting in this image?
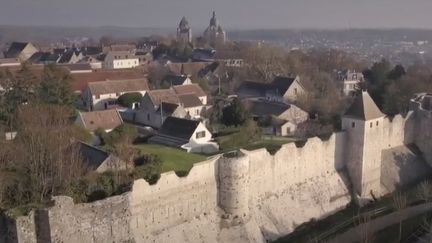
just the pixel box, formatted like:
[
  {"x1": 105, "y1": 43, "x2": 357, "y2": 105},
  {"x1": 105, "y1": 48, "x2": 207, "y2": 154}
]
[{"x1": 2, "y1": 0, "x2": 432, "y2": 30}]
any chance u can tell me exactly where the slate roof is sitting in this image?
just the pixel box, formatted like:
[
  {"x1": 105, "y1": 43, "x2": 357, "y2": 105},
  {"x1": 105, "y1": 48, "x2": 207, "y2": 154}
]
[
  {"x1": 272, "y1": 76, "x2": 298, "y2": 95},
  {"x1": 77, "y1": 142, "x2": 110, "y2": 170},
  {"x1": 159, "y1": 117, "x2": 200, "y2": 140},
  {"x1": 88, "y1": 78, "x2": 149, "y2": 96},
  {"x1": 78, "y1": 109, "x2": 123, "y2": 132},
  {"x1": 237, "y1": 76, "x2": 300, "y2": 97},
  {"x1": 4, "y1": 42, "x2": 28, "y2": 58},
  {"x1": 243, "y1": 99, "x2": 290, "y2": 117},
  {"x1": 167, "y1": 62, "x2": 208, "y2": 76},
  {"x1": 156, "y1": 102, "x2": 180, "y2": 114},
  {"x1": 344, "y1": 91, "x2": 384, "y2": 120},
  {"x1": 172, "y1": 84, "x2": 206, "y2": 97},
  {"x1": 162, "y1": 74, "x2": 189, "y2": 86},
  {"x1": 178, "y1": 94, "x2": 203, "y2": 108},
  {"x1": 58, "y1": 51, "x2": 75, "y2": 63},
  {"x1": 147, "y1": 89, "x2": 180, "y2": 106}
]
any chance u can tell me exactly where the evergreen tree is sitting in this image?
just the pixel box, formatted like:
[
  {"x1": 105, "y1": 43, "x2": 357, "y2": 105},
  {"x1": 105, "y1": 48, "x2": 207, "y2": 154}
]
[{"x1": 39, "y1": 65, "x2": 75, "y2": 106}]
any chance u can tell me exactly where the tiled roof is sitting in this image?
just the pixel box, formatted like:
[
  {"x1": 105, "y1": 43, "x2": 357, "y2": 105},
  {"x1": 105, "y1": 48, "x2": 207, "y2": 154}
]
[
  {"x1": 172, "y1": 84, "x2": 206, "y2": 97},
  {"x1": 70, "y1": 70, "x2": 145, "y2": 92},
  {"x1": 167, "y1": 62, "x2": 208, "y2": 76},
  {"x1": 344, "y1": 91, "x2": 384, "y2": 120},
  {"x1": 147, "y1": 89, "x2": 180, "y2": 106},
  {"x1": 88, "y1": 78, "x2": 149, "y2": 96},
  {"x1": 178, "y1": 94, "x2": 202, "y2": 108},
  {"x1": 78, "y1": 109, "x2": 123, "y2": 132}
]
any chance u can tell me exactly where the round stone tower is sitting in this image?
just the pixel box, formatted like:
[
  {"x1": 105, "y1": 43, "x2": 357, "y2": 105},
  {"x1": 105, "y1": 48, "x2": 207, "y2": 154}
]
[{"x1": 218, "y1": 151, "x2": 250, "y2": 224}]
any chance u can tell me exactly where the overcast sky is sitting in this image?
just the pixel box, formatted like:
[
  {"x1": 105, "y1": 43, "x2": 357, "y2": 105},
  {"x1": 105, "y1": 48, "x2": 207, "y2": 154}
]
[{"x1": 1, "y1": 0, "x2": 432, "y2": 30}]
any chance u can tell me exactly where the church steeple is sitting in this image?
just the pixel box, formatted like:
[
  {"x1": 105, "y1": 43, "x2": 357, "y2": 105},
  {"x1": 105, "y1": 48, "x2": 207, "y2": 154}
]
[{"x1": 210, "y1": 11, "x2": 218, "y2": 27}]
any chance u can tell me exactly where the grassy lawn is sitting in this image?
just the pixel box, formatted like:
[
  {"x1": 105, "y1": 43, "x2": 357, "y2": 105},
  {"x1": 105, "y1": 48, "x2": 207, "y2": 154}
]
[{"x1": 136, "y1": 144, "x2": 207, "y2": 173}]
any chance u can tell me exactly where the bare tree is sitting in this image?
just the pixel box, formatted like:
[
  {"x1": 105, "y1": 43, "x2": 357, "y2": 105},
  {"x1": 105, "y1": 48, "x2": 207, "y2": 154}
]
[
  {"x1": 416, "y1": 180, "x2": 432, "y2": 203},
  {"x1": 392, "y1": 191, "x2": 408, "y2": 242}
]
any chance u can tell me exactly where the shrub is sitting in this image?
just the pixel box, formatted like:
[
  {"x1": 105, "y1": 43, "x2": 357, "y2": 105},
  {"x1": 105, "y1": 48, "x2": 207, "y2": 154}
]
[
  {"x1": 117, "y1": 92, "x2": 143, "y2": 108},
  {"x1": 132, "y1": 153, "x2": 162, "y2": 184}
]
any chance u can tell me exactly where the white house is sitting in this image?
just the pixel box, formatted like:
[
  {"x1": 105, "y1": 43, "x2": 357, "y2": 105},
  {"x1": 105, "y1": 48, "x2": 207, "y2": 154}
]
[
  {"x1": 337, "y1": 70, "x2": 364, "y2": 96},
  {"x1": 81, "y1": 78, "x2": 149, "y2": 111},
  {"x1": 149, "y1": 117, "x2": 218, "y2": 154},
  {"x1": 103, "y1": 51, "x2": 139, "y2": 69}
]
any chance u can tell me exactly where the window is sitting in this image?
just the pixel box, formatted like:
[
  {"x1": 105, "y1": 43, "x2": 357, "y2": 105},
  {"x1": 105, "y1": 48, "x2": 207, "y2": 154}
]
[
  {"x1": 147, "y1": 114, "x2": 150, "y2": 121},
  {"x1": 294, "y1": 88, "x2": 298, "y2": 95},
  {"x1": 196, "y1": 109, "x2": 199, "y2": 115},
  {"x1": 286, "y1": 127, "x2": 291, "y2": 135},
  {"x1": 196, "y1": 131, "x2": 206, "y2": 139},
  {"x1": 116, "y1": 93, "x2": 120, "y2": 97},
  {"x1": 370, "y1": 122, "x2": 373, "y2": 128},
  {"x1": 352, "y1": 122, "x2": 355, "y2": 128},
  {"x1": 376, "y1": 121, "x2": 379, "y2": 126}
]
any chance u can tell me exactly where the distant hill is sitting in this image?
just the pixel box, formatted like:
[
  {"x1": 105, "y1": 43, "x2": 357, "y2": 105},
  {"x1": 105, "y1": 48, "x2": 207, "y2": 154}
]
[
  {"x1": 2, "y1": 25, "x2": 432, "y2": 45},
  {"x1": 0, "y1": 25, "x2": 172, "y2": 43}
]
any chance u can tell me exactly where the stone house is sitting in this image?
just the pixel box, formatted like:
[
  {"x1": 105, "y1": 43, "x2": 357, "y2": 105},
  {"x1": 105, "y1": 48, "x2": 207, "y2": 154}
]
[
  {"x1": 243, "y1": 99, "x2": 308, "y2": 136},
  {"x1": 81, "y1": 78, "x2": 149, "y2": 111},
  {"x1": 149, "y1": 117, "x2": 218, "y2": 153},
  {"x1": 178, "y1": 94, "x2": 204, "y2": 119},
  {"x1": 103, "y1": 51, "x2": 139, "y2": 69},
  {"x1": 136, "y1": 89, "x2": 185, "y2": 128},
  {"x1": 237, "y1": 75, "x2": 305, "y2": 103},
  {"x1": 4, "y1": 42, "x2": 38, "y2": 61},
  {"x1": 75, "y1": 109, "x2": 123, "y2": 133}
]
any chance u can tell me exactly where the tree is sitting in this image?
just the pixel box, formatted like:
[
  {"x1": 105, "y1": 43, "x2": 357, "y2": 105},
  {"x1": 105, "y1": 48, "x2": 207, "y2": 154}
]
[
  {"x1": 38, "y1": 65, "x2": 75, "y2": 107},
  {"x1": 387, "y1": 64, "x2": 406, "y2": 80},
  {"x1": 0, "y1": 64, "x2": 39, "y2": 126},
  {"x1": 117, "y1": 92, "x2": 143, "y2": 108},
  {"x1": 416, "y1": 180, "x2": 432, "y2": 203},
  {"x1": 392, "y1": 191, "x2": 408, "y2": 242},
  {"x1": 0, "y1": 104, "x2": 85, "y2": 209},
  {"x1": 222, "y1": 98, "x2": 249, "y2": 127}
]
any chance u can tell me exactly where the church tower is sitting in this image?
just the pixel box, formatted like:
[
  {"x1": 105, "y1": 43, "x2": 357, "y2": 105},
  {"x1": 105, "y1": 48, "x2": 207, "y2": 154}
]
[
  {"x1": 177, "y1": 17, "x2": 192, "y2": 44},
  {"x1": 342, "y1": 91, "x2": 385, "y2": 200},
  {"x1": 203, "y1": 11, "x2": 227, "y2": 47}
]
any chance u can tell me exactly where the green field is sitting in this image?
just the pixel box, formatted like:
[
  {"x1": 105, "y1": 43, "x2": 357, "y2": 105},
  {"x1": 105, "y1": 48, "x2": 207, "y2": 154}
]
[{"x1": 136, "y1": 144, "x2": 207, "y2": 173}]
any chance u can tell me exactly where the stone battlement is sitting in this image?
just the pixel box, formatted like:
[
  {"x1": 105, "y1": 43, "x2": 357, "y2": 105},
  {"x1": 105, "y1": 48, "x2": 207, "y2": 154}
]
[{"x1": 3, "y1": 93, "x2": 432, "y2": 243}]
